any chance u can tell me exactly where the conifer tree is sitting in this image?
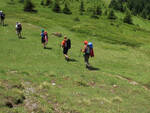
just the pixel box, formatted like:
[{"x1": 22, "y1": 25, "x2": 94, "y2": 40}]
[
  {"x1": 53, "y1": 0, "x2": 61, "y2": 13},
  {"x1": 96, "y1": 6, "x2": 102, "y2": 16},
  {"x1": 63, "y1": 4, "x2": 72, "y2": 14},
  {"x1": 79, "y1": 0, "x2": 85, "y2": 15},
  {"x1": 123, "y1": 9, "x2": 133, "y2": 24},
  {"x1": 108, "y1": 9, "x2": 117, "y2": 19},
  {"x1": 24, "y1": 0, "x2": 35, "y2": 12}
]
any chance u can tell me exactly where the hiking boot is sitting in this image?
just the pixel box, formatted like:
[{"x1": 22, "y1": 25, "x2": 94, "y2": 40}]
[{"x1": 86, "y1": 65, "x2": 89, "y2": 68}]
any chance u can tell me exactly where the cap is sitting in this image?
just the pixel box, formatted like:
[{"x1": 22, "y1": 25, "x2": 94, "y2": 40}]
[{"x1": 84, "y1": 40, "x2": 88, "y2": 45}]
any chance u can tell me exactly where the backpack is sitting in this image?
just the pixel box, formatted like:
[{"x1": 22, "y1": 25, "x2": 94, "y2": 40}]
[
  {"x1": 41, "y1": 32, "x2": 45, "y2": 38},
  {"x1": 87, "y1": 42, "x2": 94, "y2": 57},
  {"x1": 17, "y1": 24, "x2": 22, "y2": 31},
  {"x1": 67, "y1": 39, "x2": 71, "y2": 49},
  {"x1": 1, "y1": 13, "x2": 5, "y2": 19},
  {"x1": 45, "y1": 35, "x2": 48, "y2": 42},
  {"x1": 85, "y1": 45, "x2": 90, "y2": 55}
]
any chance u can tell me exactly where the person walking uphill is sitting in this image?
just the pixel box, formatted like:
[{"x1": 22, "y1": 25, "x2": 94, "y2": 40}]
[
  {"x1": 61, "y1": 36, "x2": 71, "y2": 61},
  {"x1": 81, "y1": 41, "x2": 94, "y2": 68},
  {"x1": 16, "y1": 22, "x2": 22, "y2": 38},
  {"x1": 41, "y1": 29, "x2": 46, "y2": 49},
  {"x1": 0, "y1": 11, "x2": 5, "y2": 26}
]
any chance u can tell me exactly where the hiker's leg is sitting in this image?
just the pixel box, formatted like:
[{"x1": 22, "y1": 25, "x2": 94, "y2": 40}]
[
  {"x1": 19, "y1": 32, "x2": 21, "y2": 38},
  {"x1": 19, "y1": 31, "x2": 22, "y2": 38},
  {"x1": 84, "y1": 55, "x2": 89, "y2": 68},
  {"x1": 44, "y1": 43, "x2": 46, "y2": 48},
  {"x1": 2, "y1": 19, "x2": 4, "y2": 26},
  {"x1": 64, "y1": 54, "x2": 69, "y2": 59},
  {"x1": 63, "y1": 48, "x2": 69, "y2": 60},
  {"x1": 43, "y1": 42, "x2": 46, "y2": 49},
  {"x1": 1, "y1": 19, "x2": 4, "y2": 26},
  {"x1": 17, "y1": 31, "x2": 19, "y2": 38},
  {"x1": 0, "y1": 18, "x2": 1, "y2": 24}
]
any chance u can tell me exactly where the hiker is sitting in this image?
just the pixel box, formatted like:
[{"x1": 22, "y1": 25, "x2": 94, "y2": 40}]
[
  {"x1": 41, "y1": 29, "x2": 46, "y2": 49},
  {"x1": 44, "y1": 31, "x2": 48, "y2": 45},
  {"x1": 0, "y1": 11, "x2": 5, "y2": 26},
  {"x1": 16, "y1": 22, "x2": 22, "y2": 38},
  {"x1": 81, "y1": 41, "x2": 94, "y2": 68},
  {"x1": 61, "y1": 36, "x2": 71, "y2": 61}
]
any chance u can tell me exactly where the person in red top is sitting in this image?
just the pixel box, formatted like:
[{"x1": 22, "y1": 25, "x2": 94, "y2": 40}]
[
  {"x1": 61, "y1": 36, "x2": 69, "y2": 61},
  {"x1": 81, "y1": 40, "x2": 90, "y2": 68}
]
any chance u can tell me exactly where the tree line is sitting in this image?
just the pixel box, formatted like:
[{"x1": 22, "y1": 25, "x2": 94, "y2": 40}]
[
  {"x1": 11, "y1": 0, "x2": 133, "y2": 24},
  {"x1": 109, "y1": 0, "x2": 150, "y2": 20}
]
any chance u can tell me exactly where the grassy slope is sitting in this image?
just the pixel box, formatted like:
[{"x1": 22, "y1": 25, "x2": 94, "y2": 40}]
[{"x1": 0, "y1": 0, "x2": 150, "y2": 113}]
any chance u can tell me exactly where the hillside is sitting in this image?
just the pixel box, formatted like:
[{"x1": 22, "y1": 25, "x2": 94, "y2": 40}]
[{"x1": 0, "y1": 0, "x2": 150, "y2": 113}]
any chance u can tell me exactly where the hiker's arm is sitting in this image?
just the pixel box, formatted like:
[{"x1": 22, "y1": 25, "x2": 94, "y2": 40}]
[{"x1": 81, "y1": 46, "x2": 86, "y2": 53}]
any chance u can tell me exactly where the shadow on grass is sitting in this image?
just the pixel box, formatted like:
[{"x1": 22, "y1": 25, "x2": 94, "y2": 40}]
[
  {"x1": 68, "y1": 58, "x2": 78, "y2": 62},
  {"x1": 3, "y1": 24, "x2": 8, "y2": 27},
  {"x1": 20, "y1": 37, "x2": 26, "y2": 39},
  {"x1": 87, "y1": 66, "x2": 100, "y2": 71},
  {"x1": 45, "y1": 47, "x2": 52, "y2": 50}
]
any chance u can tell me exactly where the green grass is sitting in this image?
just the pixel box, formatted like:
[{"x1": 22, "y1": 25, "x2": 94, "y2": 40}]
[{"x1": 0, "y1": 0, "x2": 150, "y2": 113}]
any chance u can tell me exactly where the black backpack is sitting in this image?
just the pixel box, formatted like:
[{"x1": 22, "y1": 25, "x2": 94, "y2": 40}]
[
  {"x1": 67, "y1": 39, "x2": 71, "y2": 49},
  {"x1": 1, "y1": 13, "x2": 5, "y2": 19},
  {"x1": 85, "y1": 45, "x2": 90, "y2": 55},
  {"x1": 17, "y1": 24, "x2": 22, "y2": 31}
]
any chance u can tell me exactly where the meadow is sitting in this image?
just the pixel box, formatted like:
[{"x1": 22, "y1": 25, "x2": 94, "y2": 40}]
[{"x1": 0, "y1": 0, "x2": 150, "y2": 113}]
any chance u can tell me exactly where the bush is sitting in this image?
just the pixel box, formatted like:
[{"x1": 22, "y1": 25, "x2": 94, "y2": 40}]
[
  {"x1": 108, "y1": 9, "x2": 117, "y2": 19},
  {"x1": 63, "y1": 4, "x2": 72, "y2": 14},
  {"x1": 24, "y1": 0, "x2": 35, "y2": 12},
  {"x1": 53, "y1": 0, "x2": 61, "y2": 13},
  {"x1": 123, "y1": 10, "x2": 133, "y2": 24}
]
